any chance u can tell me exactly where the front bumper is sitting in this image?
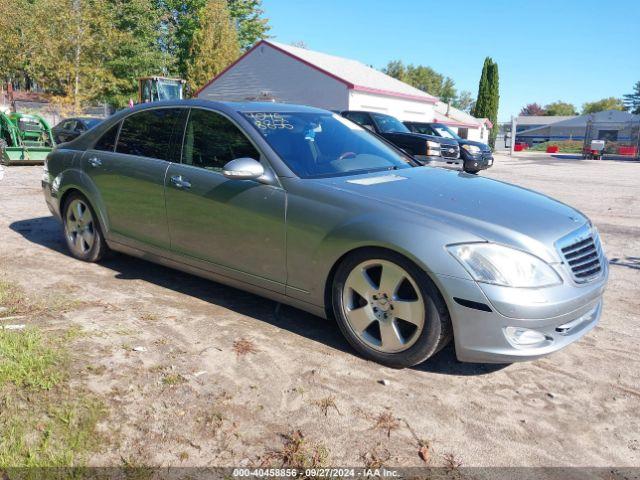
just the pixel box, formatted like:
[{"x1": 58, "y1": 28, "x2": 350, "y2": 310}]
[
  {"x1": 435, "y1": 261, "x2": 608, "y2": 363},
  {"x1": 42, "y1": 177, "x2": 62, "y2": 220},
  {"x1": 461, "y1": 151, "x2": 493, "y2": 171}
]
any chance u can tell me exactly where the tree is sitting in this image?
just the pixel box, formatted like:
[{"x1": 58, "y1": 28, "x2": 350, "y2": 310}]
[
  {"x1": 452, "y1": 90, "x2": 474, "y2": 113},
  {"x1": 582, "y1": 97, "x2": 626, "y2": 114},
  {"x1": 519, "y1": 103, "x2": 546, "y2": 116},
  {"x1": 623, "y1": 81, "x2": 640, "y2": 114},
  {"x1": 103, "y1": 0, "x2": 173, "y2": 106},
  {"x1": 183, "y1": 0, "x2": 240, "y2": 94},
  {"x1": 383, "y1": 60, "x2": 458, "y2": 102},
  {"x1": 472, "y1": 57, "x2": 499, "y2": 148},
  {"x1": 544, "y1": 101, "x2": 577, "y2": 116},
  {"x1": 227, "y1": 0, "x2": 270, "y2": 50}
]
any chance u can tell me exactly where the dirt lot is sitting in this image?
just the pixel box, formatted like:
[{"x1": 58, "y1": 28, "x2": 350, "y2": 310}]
[{"x1": 0, "y1": 154, "x2": 639, "y2": 468}]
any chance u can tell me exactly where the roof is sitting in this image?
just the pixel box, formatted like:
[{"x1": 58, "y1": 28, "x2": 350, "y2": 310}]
[
  {"x1": 196, "y1": 40, "x2": 437, "y2": 104},
  {"x1": 517, "y1": 110, "x2": 640, "y2": 136},
  {"x1": 434, "y1": 101, "x2": 489, "y2": 128},
  {"x1": 516, "y1": 115, "x2": 576, "y2": 126}
]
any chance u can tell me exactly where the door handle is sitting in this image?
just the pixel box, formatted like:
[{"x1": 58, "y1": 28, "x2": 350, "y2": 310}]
[
  {"x1": 170, "y1": 175, "x2": 191, "y2": 189},
  {"x1": 88, "y1": 157, "x2": 102, "y2": 168}
]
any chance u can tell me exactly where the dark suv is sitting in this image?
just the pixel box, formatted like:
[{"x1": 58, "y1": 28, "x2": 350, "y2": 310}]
[
  {"x1": 404, "y1": 122, "x2": 493, "y2": 173},
  {"x1": 340, "y1": 111, "x2": 463, "y2": 169}
]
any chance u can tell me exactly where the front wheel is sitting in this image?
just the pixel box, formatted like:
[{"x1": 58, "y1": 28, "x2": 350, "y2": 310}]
[
  {"x1": 332, "y1": 249, "x2": 452, "y2": 368},
  {"x1": 62, "y1": 193, "x2": 108, "y2": 262}
]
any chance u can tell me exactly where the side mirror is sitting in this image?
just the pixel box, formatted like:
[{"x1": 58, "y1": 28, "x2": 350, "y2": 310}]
[{"x1": 222, "y1": 157, "x2": 264, "y2": 181}]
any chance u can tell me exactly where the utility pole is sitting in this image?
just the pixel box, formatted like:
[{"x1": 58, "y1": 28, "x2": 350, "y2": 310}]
[{"x1": 510, "y1": 115, "x2": 516, "y2": 156}]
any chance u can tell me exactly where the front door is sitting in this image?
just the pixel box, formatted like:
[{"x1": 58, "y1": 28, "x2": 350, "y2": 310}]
[
  {"x1": 165, "y1": 108, "x2": 286, "y2": 292},
  {"x1": 83, "y1": 108, "x2": 184, "y2": 251}
]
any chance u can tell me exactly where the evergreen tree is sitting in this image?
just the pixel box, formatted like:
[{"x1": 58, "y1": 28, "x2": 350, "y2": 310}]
[
  {"x1": 183, "y1": 0, "x2": 240, "y2": 94},
  {"x1": 472, "y1": 57, "x2": 499, "y2": 148},
  {"x1": 623, "y1": 81, "x2": 640, "y2": 114},
  {"x1": 486, "y1": 59, "x2": 499, "y2": 148}
]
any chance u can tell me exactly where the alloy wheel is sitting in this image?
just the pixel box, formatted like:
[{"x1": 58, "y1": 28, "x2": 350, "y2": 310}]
[
  {"x1": 65, "y1": 199, "x2": 95, "y2": 255},
  {"x1": 342, "y1": 259, "x2": 426, "y2": 353}
]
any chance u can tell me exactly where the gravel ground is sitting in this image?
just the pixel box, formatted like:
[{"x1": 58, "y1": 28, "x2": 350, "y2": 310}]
[{"x1": 0, "y1": 154, "x2": 638, "y2": 468}]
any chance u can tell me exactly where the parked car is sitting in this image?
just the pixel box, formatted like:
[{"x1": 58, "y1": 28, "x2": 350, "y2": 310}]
[
  {"x1": 404, "y1": 121, "x2": 494, "y2": 173},
  {"x1": 43, "y1": 100, "x2": 608, "y2": 367},
  {"x1": 339, "y1": 110, "x2": 465, "y2": 170},
  {"x1": 52, "y1": 117, "x2": 102, "y2": 144}
]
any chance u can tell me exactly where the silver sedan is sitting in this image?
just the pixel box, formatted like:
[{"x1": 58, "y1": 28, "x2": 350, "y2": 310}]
[{"x1": 42, "y1": 100, "x2": 608, "y2": 367}]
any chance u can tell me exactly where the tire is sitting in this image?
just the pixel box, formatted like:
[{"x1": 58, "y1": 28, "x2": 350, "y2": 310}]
[
  {"x1": 464, "y1": 169, "x2": 480, "y2": 175},
  {"x1": 62, "y1": 192, "x2": 108, "y2": 262},
  {"x1": 332, "y1": 248, "x2": 452, "y2": 368}
]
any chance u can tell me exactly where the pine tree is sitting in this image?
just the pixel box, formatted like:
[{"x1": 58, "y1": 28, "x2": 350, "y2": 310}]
[
  {"x1": 472, "y1": 57, "x2": 499, "y2": 148},
  {"x1": 486, "y1": 60, "x2": 499, "y2": 148},
  {"x1": 623, "y1": 81, "x2": 640, "y2": 114},
  {"x1": 183, "y1": 0, "x2": 240, "y2": 94}
]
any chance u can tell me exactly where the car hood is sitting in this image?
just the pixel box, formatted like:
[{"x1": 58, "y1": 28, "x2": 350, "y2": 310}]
[
  {"x1": 386, "y1": 131, "x2": 458, "y2": 146},
  {"x1": 318, "y1": 167, "x2": 587, "y2": 262},
  {"x1": 457, "y1": 138, "x2": 490, "y2": 152}
]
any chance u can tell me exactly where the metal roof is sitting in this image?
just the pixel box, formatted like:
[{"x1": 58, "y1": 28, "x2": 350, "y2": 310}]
[
  {"x1": 196, "y1": 40, "x2": 437, "y2": 104},
  {"x1": 516, "y1": 115, "x2": 577, "y2": 126}
]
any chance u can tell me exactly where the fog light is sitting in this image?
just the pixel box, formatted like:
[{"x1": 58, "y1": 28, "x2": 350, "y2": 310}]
[{"x1": 504, "y1": 327, "x2": 547, "y2": 347}]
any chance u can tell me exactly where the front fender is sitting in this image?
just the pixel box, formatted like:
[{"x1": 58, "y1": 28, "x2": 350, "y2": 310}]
[{"x1": 287, "y1": 208, "x2": 477, "y2": 308}]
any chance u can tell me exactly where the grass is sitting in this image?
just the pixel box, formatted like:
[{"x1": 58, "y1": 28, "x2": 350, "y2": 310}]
[
  {"x1": 529, "y1": 140, "x2": 583, "y2": 153},
  {"x1": 0, "y1": 328, "x2": 66, "y2": 390},
  {"x1": 233, "y1": 338, "x2": 258, "y2": 357},
  {"x1": 373, "y1": 411, "x2": 400, "y2": 438},
  {"x1": 162, "y1": 373, "x2": 187, "y2": 386},
  {"x1": 0, "y1": 278, "x2": 105, "y2": 467},
  {"x1": 261, "y1": 430, "x2": 328, "y2": 470}
]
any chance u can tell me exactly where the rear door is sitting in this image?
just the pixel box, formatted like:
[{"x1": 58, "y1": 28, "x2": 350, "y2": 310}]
[
  {"x1": 165, "y1": 108, "x2": 286, "y2": 292},
  {"x1": 83, "y1": 108, "x2": 185, "y2": 251}
]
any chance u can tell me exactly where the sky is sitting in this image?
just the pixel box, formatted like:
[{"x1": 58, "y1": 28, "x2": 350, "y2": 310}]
[{"x1": 260, "y1": 0, "x2": 640, "y2": 122}]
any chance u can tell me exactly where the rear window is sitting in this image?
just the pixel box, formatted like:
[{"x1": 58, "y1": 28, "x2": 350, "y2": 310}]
[
  {"x1": 93, "y1": 122, "x2": 120, "y2": 152},
  {"x1": 116, "y1": 109, "x2": 182, "y2": 160}
]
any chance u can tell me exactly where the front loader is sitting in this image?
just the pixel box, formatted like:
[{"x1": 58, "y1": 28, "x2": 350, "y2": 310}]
[{"x1": 0, "y1": 112, "x2": 55, "y2": 165}]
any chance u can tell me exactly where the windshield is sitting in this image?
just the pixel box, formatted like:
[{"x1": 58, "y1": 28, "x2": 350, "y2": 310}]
[
  {"x1": 157, "y1": 80, "x2": 183, "y2": 101},
  {"x1": 243, "y1": 112, "x2": 414, "y2": 178},
  {"x1": 371, "y1": 113, "x2": 411, "y2": 133},
  {"x1": 430, "y1": 123, "x2": 460, "y2": 140}
]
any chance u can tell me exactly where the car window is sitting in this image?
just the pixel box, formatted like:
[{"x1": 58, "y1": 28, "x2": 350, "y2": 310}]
[
  {"x1": 182, "y1": 109, "x2": 260, "y2": 171},
  {"x1": 430, "y1": 124, "x2": 460, "y2": 140},
  {"x1": 408, "y1": 123, "x2": 437, "y2": 136},
  {"x1": 343, "y1": 112, "x2": 375, "y2": 131},
  {"x1": 370, "y1": 113, "x2": 411, "y2": 134},
  {"x1": 93, "y1": 122, "x2": 120, "y2": 152},
  {"x1": 63, "y1": 120, "x2": 76, "y2": 130},
  {"x1": 116, "y1": 108, "x2": 182, "y2": 160},
  {"x1": 243, "y1": 111, "x2": 414, "y2": 178}
]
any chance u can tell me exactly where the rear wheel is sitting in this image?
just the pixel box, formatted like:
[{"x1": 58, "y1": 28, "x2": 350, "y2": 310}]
[
  {"x1": 62, "y1": 193, "x2": 108, "y2": 262},
  {"x1": 332, "y1": 249, "x2": 452, "y2": 368}
]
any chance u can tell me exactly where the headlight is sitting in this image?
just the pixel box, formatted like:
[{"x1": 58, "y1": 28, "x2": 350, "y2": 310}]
[
  {"x1": 426, "y1": 140, "x2": 441, "y2": 149},
  {"x1": 462, "y1": 144, "x2": 481, "y2": 154},
  {"x1": 447, "y1": 243, "x2": 562, "y2": 288}
]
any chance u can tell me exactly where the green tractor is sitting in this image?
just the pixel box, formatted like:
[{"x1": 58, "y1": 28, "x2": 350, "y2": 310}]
[{"x1": 0, "y1": 111, "x2": 55, "y2": 165}]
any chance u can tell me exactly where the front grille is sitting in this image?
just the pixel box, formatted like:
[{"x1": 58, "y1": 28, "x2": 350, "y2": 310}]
[
  {"x1": 560, "y1": 233, "x2": 602, "y2": 282},
  {"x1": 441, "y1": 145, "x2": 459, "y2": 159}
]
